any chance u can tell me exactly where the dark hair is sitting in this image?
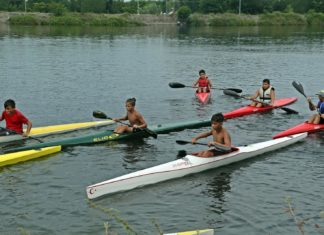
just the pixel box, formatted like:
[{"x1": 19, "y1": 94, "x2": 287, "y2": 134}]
[
  {"x1": 211, "y1": 113, "x2": 224, "y2": 123},
  {"x1": 4, "y1": 99, "x2": 15, "y2": 108},
  {"x1": 199, "y1": 69, "x2": 205, "y2": 75},
  {"x1": 126, "y1": 97, "x2": 136, "y2": 106},
  {"x1": 263, "y1": 79, "x2": 270, "y2": 84}
]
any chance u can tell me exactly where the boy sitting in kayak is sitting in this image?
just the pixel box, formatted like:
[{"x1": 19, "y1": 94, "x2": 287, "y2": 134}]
[
  {"x1": 191, "y1": 113, "x2": 231, "y2": 158},
  {"x1": 307, "y1": 90, "x2": 324, "y2": 124},
  {"x1": 113, "y1": 98, "x2": 147, "y2": 134},
  {"x1": 193, "y1": 69, "x2": 212, "y2": 93},
  {"x1": 249, "y1": 79, "x2": 275, "y2": 107},
  {"x1": 0, "y1": 99, "x2": 32, "y2": 137}
]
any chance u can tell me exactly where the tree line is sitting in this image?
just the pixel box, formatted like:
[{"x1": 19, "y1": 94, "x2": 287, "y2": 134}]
[{"x1": 0, "y1": 0, "x2": 323, "y2": 15}]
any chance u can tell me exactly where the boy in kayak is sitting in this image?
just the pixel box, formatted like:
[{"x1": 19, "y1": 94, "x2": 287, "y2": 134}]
[
  {"x1": 193, "y1": 69, "x2": 212, "y2": 93},
  {"x1": 113, "y1": 98, "x2": 147, "y2": 134},
  {"x1": 0, "y1": 99, "x2": 32, "y2": 137},
  {"x1": 307, "y1": 90, "x2": 324, "y2": 124},
  {"x1": 191, "y1": 113, "x2": 231, "y2": 157},
  {"x1": 249, "y1": 79, "x2": 275, "y2": 107}
]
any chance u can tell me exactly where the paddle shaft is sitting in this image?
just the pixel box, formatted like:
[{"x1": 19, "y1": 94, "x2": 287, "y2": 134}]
[
  {"x1": 176, "y1": 140, "x2": 231, "y2": 152},
  {"x1": 92, "y1": 111, "x2": 157, "y2": 138},
  {"x1": 168, "y1": 82, "x2": 242, "y2": 93},
  {"x1": 0, "y1": 127, "x2": 43, "y2": 143},
  {"x1": 223, "y1": 90, "x2": 298, "y2": 114}
]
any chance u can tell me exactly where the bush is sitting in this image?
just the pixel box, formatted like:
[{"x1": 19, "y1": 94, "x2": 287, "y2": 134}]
[
  {"x1": 306, "y1": 11, "x2": 324, "y2": 25},
  {"x1": 48, "y1": 2, "x2": 67, "y2": 16},
  {"x1": 48, "y1": 15, "x2": 82, "y2": 25},
  {"x1": 177, "y1": 6, "x2": 191, "y2": 23},
  {"x1": 259, "y1": 12, "x2": 307, "y2": 25},
  {"x1": 9, "y1": 15, "x2": 39, "y2": 25}
]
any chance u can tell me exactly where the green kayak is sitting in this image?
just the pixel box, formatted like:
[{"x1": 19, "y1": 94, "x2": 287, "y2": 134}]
[{"x1": 4, "y1": 119, "x2": 210, "y2": 153}]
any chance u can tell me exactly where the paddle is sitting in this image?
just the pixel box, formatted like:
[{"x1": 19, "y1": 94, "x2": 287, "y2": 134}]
[
  {"x1": 176, "y1": 140, "x2": 231, "y2": 152},
  {"x1": 92, "y1": 111, "x2": 157, "y2": 139},
  {"x1": 169, "y1": 82, "x2": 243, "y2": 93},
  {"x1": 292, "y1": 81, "x2": 307, "y2": 99},
  {"x1": 0, "y1": 127, "x2": 44, "y2": 143},
  {"x1": 223, "y1": 90, "x2": 299, "y2": 114}
]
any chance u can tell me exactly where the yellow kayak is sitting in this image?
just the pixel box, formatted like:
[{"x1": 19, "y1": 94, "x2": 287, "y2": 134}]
[
  {"x1": 0, "y1": 146, "x2": 61, "y2": 167},
  {"x1": 164, "y1": 229, "x2": 214, "y2": 235},
  {"x1": 0, "y1": 120, "x2": 114, "y2": 144}
]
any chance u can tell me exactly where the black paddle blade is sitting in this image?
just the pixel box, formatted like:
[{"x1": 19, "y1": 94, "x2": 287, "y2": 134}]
[
  {"x1": 176, "y1": 140, "x2": 191, "y2": 145},
  {"x1": 93, "y1": 111, "x2": 108, "y2": 119},
  {"x1": 280, "y1": 107, "x2": 299, "y2": 114},
  {"x1": 292, "y1": 81, "x2": 307, "y2": 98},
  {"x1": 144, "y1": 129, "x2": 158, "y2": 139},
  {"x1": 227, "y1": 88, "x2": 243, "y2": 93},
  {"x1": 223, "y1": 89, "x2": 241, "y2": 98},
  {"x1": 177, "y1": 150, "x2": 187, "y2": 158},
  {"x1": 169, "y1": 82, "x2": 186, "y2": 88}
]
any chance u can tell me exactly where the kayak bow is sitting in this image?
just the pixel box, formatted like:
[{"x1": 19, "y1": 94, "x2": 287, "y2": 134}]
[
  {"x1": 273, "y1": 121, "x2": 324, "y2": 139},
  {"x1": 0, "y1": 120, "x2": 113, "y2": 144},
  {"x1": 0, "y1": 146, "x2": 61, "y2": 167},
  {"x1": 86, "y1": 133, "x2": 306, "y2": 199},
  {"x1": 196, "y1": 92, "x2": 211, "y2": 104}
]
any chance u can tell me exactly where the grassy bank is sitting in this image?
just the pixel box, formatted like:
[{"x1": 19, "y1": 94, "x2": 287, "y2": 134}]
[
  {"x1": 8, "y1": 12, "x2": 147, "y2": 26},
  {"x1": 4, "y1": 11, "x2": 324, "y2": 26},
  {"x1": 188, "y1": 12, "x2": 324, "y2": 27}
]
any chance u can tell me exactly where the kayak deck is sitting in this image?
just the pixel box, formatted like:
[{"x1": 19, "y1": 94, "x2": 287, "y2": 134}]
[
  {"x1": 0, "y1": 146, "x2": 61, "y2": 167},
  {"x1": 86, "y1": 133, "x2": 306, "y2": 199},
  {"x1": 273, "y1": 121, "x2": 324, "y2": 139},
  {"x1": 0, "y1": 120, "x2": 114, "y2": 144},
  {"x1": 164, "y1": 229, "x2": 214, "y2": 235},
  {"x1": 196, "y1": 92, "x2": 211, "y2": 104},
  {"x1": 224, "y1": 97, "x2": 297, "y2": 119}
]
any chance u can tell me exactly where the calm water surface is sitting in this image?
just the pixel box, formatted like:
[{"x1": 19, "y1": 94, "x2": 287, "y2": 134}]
[{"x1": 0, "y1": 24, "x2": 323, "y2": 235}]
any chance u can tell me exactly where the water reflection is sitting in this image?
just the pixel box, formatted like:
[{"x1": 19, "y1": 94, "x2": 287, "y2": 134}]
[{"x1": 203, "y1": 171, "x2": 232, "y2": 215}]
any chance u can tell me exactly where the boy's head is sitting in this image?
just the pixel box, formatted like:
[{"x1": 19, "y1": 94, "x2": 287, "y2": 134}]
[
  {"x1": 262, "y1": 79, "x2": 270, "y2": 89},
  {"x1": 211, "y1": 113, "x2": 224, "y2": 129},
  {"x1": 199, "y1": 69, "x2": 206, "y2": 76},
  {"x1": 4, "y1": 99, "x2": 16, "y2": 114},
  {"x1": 126, "y1": 98, "x2": 136, "y2": 110},
  {"x1": 316, "y1": 90, "x2": 324, "y2": 100}
]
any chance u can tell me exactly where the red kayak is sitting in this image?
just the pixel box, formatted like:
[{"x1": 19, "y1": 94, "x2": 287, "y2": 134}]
[
  {"x1": 224, "y1": 97, "x2": 297, "y2": 119},
  {"x1": 273, "y1": 121, "x2": 324, "y2": 139},
  {"x1": 196, "y1": 92, "x2": 211, "y2": 104}
]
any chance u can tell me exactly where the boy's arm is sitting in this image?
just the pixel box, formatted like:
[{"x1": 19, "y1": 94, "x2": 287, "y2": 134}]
[
  {"x1": 307, "y1": 98, "x2": 316, "y2": 111},
  {"x1": 270, "y1": 88, "x2": 275, "y2": 106},
  {"x1": 134, "y1": 114, "x2": 147, "y2": 129},
  {"x1": 249, "y1": 90, "x2": 259, "y2": 100},
  {"x1": 192, "y1": 131, "x2": 212, "y2": 143},
  {"x1": 23, "y1": 120, "x2": 32, "y2": 137}
]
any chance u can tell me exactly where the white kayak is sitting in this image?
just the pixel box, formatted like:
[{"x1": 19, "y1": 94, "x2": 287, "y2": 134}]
[
  {"x1": 0, "y1": 120, "x2": 113, "y2": 144},
  {"x1": 164, "y1": 229, "x2": 214, "y2": 235},
  {"x1": 86, "y1": 133, "x2": 306, "y2": 199}
]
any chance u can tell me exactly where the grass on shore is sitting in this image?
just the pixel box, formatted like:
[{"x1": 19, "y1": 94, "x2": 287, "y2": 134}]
[{"x1": 7, "y1": 11, "x2": 324, "y2": 27}]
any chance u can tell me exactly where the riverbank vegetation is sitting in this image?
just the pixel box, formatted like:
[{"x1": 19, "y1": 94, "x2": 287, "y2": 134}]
[{"x1": 1, "y1": 0, "x2": 324, "y2": 26}]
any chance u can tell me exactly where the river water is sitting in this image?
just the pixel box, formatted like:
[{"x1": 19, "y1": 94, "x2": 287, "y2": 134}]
[{"x1": 0, "y1": 24, "x2": 323, "y2": 235}]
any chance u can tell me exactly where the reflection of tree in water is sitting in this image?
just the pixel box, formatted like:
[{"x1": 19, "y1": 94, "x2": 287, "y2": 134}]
[
  {"x1": 118, "y1": 138, "x2": 157, "y2": 167},
  {"x1": 203, "y1": 170, "x2": 232, "y2": 215}
]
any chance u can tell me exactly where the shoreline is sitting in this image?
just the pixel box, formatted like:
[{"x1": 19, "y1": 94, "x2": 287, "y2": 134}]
[{"x1": 1, "y1": 11, "x2": 324, "y2": 27}]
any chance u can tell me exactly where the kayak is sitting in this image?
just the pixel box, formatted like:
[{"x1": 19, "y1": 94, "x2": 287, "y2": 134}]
[
  {"x1": 4, "y1": 119, "x2": 211, "y2": 153},
  {"x1": 0, "y1": 120, "x2": 114, "y2": 144},
  {"x1": 86, "y1": 133, "x2": 306, "y2": 199},
  {"x1": 224, "y1": 97, "x2": 297, "y2": 119},
  {"x1": 164, "y1": 229, "x2": 214, "y2": 235},
  {"x1": 0, "y1": 146, "x2": 61, "y2": 168},
  {"x1": 196, "y1": 92, "x2": 211, "y2": 104},
  {"x1": 273, "y1": 121, "x2": 324, "y2": 139}
]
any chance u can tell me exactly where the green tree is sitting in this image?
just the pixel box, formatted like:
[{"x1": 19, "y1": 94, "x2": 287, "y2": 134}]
[
  {"x1": 177, "y1": 5, "x2": 191, "y2": 23},
  {"x1": 80, "y1": 0, "x2": 106, "y2": 13}
]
